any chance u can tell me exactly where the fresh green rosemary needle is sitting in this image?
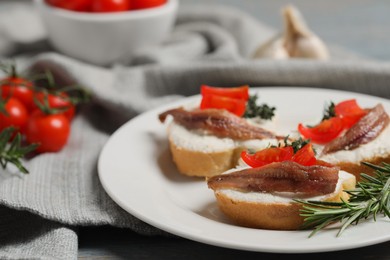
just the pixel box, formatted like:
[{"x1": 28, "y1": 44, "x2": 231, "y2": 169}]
[
  {"x1": 0, "y1": 127, "x2": 38, "y2": 174},
  {"x1": 295, "y1": 162, "x2": 390, "y2": 237}
]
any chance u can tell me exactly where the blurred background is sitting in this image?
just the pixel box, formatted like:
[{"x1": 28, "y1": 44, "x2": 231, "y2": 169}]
[
  {"x1": 180, "y1": 0, "x2": 390, "y2": 61},
  {"x1": 1, "y1": 0, "x2": 390, "y2": 60}
]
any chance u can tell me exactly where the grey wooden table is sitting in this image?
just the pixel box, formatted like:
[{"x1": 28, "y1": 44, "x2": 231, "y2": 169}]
[{"x1": 78, "y1": 0, "x2": 390, "y2": 258}]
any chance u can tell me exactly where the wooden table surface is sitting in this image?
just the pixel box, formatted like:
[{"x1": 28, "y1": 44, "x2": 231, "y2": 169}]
[
  {"x1": 78, "y1": 226, "x2": 390, "y2": 259},
  {"x1": 78, "y1": 0, "x2": 390, "y2": 259}
]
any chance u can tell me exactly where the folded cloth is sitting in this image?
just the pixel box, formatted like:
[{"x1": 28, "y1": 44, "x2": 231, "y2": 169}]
[{"x1": 1, "y1": 1, "x2": 390, "y2": 260}]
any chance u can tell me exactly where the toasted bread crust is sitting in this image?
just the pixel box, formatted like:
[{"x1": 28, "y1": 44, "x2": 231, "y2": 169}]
[
  {"x1": 336, "y1": 155, "x2": 390, "y2": 181},
  {"x1": 215, "y1": 192, "x2": 304, "y2": 230},
  {"x1": 213, "y1": 174, "x2": 355, "y2": 230},
  {"x1": 169, "y1": 140, "x2": 243, "y2": 177}
]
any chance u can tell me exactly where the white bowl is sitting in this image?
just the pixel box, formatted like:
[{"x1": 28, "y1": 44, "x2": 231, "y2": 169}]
[{"x1": 34, "y1": 0, "x2": 178, "y2": 66}]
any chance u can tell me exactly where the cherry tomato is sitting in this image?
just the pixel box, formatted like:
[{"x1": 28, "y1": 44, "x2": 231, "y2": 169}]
[
  {"x1": 32, "y1": 92, "x2": 75, "y2": 121},
  {"x1": 25, "y1": 110, "x2": 70, "y2": 153},
  {"x1": 0, "y1": 98, "x2": 28, "y2": 133},
  {"x1": 201, "y1": 85, "x2": 249, "y2": 100},
  {"x1": 298, "y1": 117, "x2": 344, "y2": 144},
  {"x1": 335, "y1": 99, "x2": 367, "y2": 128},
  {"x1": 200, "y1": 94, "x2": 247, "y2": 117},
  {"x1": 241, "y1": 146, "x2": 294, "y2": 168},
  {"x1": 45, "y1": 0, "x2": 93, "y2": 11},
  {"x1": 132, "y1": 0, "x2": 166, "y2": 9},
  {"x1": 91, "y1": 0, "x2": 130, "y2": 12},
  {"x1": 291, "y1": 143, "x2": 317, "y2": 166},
  {"x1": 1, "y1": 77, "x2": 34, "y2": 110}
]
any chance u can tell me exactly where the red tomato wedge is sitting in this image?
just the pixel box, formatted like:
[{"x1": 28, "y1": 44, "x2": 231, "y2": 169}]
[
  {"x1": 291, "y1": 143, "x2": 317, "y2": 166},
  {"x1": 298, "y1": 117, "x2": 344, "y2": 144},
  {"x1": 200, "y1": 94, "x2": 247, "y2": 117},
  {"x1": 241, "y1": 146, "x2": 294, "y2": 168},
  {"x1": 201, "y1": 85, "x2": 249, "y2": 100},
  {"x1": 335, "y1": 99, "x2": 367, "y2": 128}
]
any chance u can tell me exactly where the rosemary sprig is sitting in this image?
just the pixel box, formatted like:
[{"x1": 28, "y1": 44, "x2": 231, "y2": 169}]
[
  {"x1": 243, "y1": 94, "x2": 275, "y2": 120},
  {"x1": 0, "y1": 127, "x2": 38, "y2": 174},
  {"x1": 296, "y1": 162, "x2": 390, "y2": 237}
]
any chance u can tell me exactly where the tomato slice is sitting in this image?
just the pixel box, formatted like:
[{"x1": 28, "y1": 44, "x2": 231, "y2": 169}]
[
  {"x1": 291, "y1": 143, "x2": 316, "y2": 166},
  {"x1": 335, "y1": 99, "x2": 367, "y2": 128},
  {"x1": 241, "y1": 146, "x2": 294, "y2": 168},
  {"x1": 201, "y1": 85, "x2": 249, "y2": 100},
  {"x1": 200, "y1": 94, "x2": 247, "y2": 117},
  {"x1": 315, "y1": 159, "x2": 334, "y2": 167},
  {"x1": 298, "y1": 117, "x2": 344, "y2": 144}
]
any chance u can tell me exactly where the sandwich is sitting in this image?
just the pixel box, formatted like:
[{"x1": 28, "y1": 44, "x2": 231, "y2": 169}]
[
  {"x1": 207, "y1": 142, "x2": 356, "y2": 230},
  {"x1": 159, "y1": 85, "x2": 279, "y2": 177},
  {"x1": 298, "y1": 99, "x2": 390, "y2": 179}
]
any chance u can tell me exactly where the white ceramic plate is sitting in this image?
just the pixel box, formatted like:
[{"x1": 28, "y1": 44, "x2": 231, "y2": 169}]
[{"x1": 98, "y1": 87, "x2": 390, "y2": 253}]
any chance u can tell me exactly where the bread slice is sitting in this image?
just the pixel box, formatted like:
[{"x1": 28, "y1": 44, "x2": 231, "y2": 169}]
[
  {"x1": 169, "y1": 141, "x2": 242, "y2": 177},
  {"x1": 167, "y1": 122, "x2": 278, "y2": 177},
  {"x1": 319, "y1": 124, "x2": 390, "y2": 180},
  {"x1": 211, "y1": 170, "x2": 356, "y2": 230}
]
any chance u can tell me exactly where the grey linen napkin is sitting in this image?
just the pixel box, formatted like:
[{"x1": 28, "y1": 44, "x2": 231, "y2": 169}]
[{"x1": 1, "y1": 1, "x2": 390, "y2": 259}]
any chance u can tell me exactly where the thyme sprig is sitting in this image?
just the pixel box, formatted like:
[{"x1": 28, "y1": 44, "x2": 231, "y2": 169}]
[
  {"x1": 0, "y1": 127, "x2": 38, "y2": 174},
  {"x1": 295, "y1": 162, "x2": 390, "y2": 237},
  {"x1": 321, "y1": 101, "x2": 336, "y2": 121},
  {"x1": 281, "y1": 136, "x2": 311, "y2": 154},
  {"x1": 243, "y1": 94, "x2": 275, "y2": 120}
]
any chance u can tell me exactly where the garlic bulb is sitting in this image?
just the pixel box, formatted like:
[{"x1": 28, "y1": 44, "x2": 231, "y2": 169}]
[
  {"x1": 253, "y1": 33, "x2": 289, "y2": 59},
  {"x1": 254, "y1": 5, "x2": 329, "y2": 60}
]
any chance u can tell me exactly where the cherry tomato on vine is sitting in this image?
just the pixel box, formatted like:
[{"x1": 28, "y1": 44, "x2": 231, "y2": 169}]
[
  {"x1": 241, "y1": 146, "x2": 294, "y2": 168},
  {"x1": 200, "y1": 94, "x2": 247, "y2": 117},
  {"x1": 0, "y1": 98, "x2": 29, "y2": 133},
  {"x1": 132, "y1": 0, "x2": 166, "y2": 9},
  {"x1": 91, "y1": 0, "x2": 130, "y2": 12},
  {"x1": 335, "y1": 99, "x2": 367, "y2": 128},
  {"x1": 25, "y1": 110, "x2": 70, "y2": 153},
  {"x1": 1, "y1": 77, "x2": 34, "y2": 111},
  {"x1": 201, "y1": 85, "x2": 249, "y2": 100},
  {"x1": 32, "y1": 92, "x2": 76, "y2": 121},
  {"x1": 298, "y1": 117, "x2": 344, "y2": 144},
  {"x1": 45, "y1": 0, "x2": 93, "y2": 11}
]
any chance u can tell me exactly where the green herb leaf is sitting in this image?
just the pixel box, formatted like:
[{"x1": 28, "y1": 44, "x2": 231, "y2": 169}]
[
  {"x1": 289, "y1": 137, "x2": 311, "y2": 154},
  {"x1": 296, "y1": 162, "x2": 390, "y2": 237},
  {"x1": 243, "y1": 94, "x2": 275, "y2": 120},
  {"x1": 277, "y1": 136, "x2": 312, "y2": 154},
  {"x1": 322, "y1": 101, "x2": 336, "y2": 121},
  {"x1": 0, "y1": 127, "x2": 38, "y2": 174}
]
